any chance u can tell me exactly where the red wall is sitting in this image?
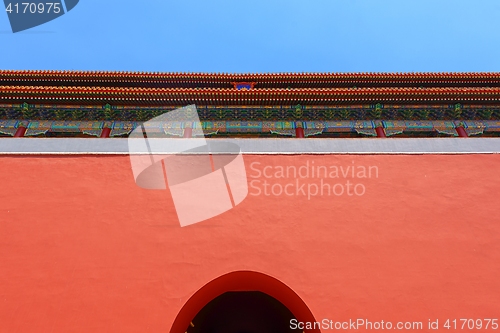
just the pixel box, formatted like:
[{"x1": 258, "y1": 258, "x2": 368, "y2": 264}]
[{"x1": 1, "y1": 154, "x2": 499, "y2": 333}]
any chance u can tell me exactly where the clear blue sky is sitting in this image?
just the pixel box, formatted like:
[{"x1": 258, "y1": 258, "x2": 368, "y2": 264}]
[{"x1": 1, "y1": 0, "x2": 500, "y2": 73}]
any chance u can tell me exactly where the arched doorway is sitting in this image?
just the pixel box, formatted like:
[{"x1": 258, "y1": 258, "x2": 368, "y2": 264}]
[
  {"x1": 170, "y1": 271, "x2": 318, "y2": 333},
  {"x1": 189, "y1": 291, "x2": 296, "y2": 333}
]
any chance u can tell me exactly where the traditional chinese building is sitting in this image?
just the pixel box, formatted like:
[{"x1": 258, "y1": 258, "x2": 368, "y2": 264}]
[
  {"x1": 1, "y1": 71, "x2": 500, "y2": 333},
  {"x1": 2, "y1": 71, "x2": 500, "y2": 138}
]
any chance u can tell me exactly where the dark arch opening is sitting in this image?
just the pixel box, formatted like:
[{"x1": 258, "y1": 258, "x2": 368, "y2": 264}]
[
  {"x1": 189, "y1": 291, "x2": 297, "y2": 333},
  {"x1": 170, "y1": 271, "x2": 318, "y2": 333}
]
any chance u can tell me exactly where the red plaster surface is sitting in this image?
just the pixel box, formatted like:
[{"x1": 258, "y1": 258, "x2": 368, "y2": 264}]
[{"x1": 1, "y1": 154, "x2": 499, "y2": 333}]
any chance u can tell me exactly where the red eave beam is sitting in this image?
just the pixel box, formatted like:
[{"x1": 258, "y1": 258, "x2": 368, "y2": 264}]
[
  {"x1": 375, "y1": 126, "x2": 387, "y2": 138},
  {"x1": 100, "y1": 127, "x2": 111, "y2": 138},
  {"x1": 14, "y1": 126, "x2": 27, "y2": 137},
  {"x1": 183, "y1": 126, "x2": 193, "y2": 138},
  {"x1": 455, "y1": 126, "x2": 468, "y2": 137},
  {"x1": 295, "y1": 123, "x2": 305, "y2": 138}
]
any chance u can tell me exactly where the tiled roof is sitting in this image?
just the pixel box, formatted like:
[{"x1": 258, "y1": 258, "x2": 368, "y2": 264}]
[
  {"x1": 2, "y1": 70, "x2": 500, "y2": 79},
  {"x1": 1, "y1": 85, "x2": 500, "y2": 105},
  {"x1": 2, "y1": 70, "x2": 500, "y2": 88},
  {"x1": 1, "y1": 70, "x2": 500, "y2": 105}
]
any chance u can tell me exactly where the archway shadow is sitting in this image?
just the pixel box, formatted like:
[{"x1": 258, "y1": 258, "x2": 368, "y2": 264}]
[{"x1": 170, "y1": 271, "x2": 319, "y2": 333}]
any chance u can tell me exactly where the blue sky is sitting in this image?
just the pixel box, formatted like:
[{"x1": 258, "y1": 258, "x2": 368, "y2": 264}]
[{"x1": 1, "y1": 0, "x2": 500, "y2": 73}]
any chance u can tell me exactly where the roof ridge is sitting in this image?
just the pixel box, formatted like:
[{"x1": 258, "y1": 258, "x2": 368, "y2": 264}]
[{"x1": 1, "y1": 70, "x2": 500, "y2": 76}]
